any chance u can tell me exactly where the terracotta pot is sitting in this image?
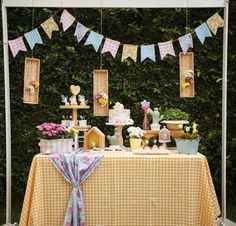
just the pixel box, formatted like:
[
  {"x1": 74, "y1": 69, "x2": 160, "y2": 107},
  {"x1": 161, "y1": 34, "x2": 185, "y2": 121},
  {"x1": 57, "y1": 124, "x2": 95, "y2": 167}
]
[{"x1": 161, "y1": 120, "x2": 189, "y2": 131}]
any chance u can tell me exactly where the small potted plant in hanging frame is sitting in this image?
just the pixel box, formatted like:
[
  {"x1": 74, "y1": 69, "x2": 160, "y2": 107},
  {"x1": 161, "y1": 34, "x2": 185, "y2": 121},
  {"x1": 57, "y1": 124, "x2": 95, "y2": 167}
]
[
  {"x1": 94, "y1": 92, "x2": 108, "y2": 107},
  {"x1": 161, "y1": 108, "x2": 189, "y2": 131},
  {"x1": 174, "y1": 122, "x2": 200, "y2": 155}
]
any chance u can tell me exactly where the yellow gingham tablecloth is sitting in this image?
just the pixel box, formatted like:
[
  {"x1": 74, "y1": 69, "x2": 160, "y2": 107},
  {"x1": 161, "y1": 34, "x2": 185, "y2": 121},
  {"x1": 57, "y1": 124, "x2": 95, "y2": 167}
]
[{"x1": 19, "y1": 151, "x2": 220, "y2": 226}]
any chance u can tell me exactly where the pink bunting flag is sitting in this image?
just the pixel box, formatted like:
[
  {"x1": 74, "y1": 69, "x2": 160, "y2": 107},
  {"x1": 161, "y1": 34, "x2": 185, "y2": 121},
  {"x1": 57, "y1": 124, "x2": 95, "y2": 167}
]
[
  {"x1": 60, "y1": 9, "x2": 76, "y2": 32},
  {"x1": 158, "y1": 41, "x2": 175, "y2": 60},
  {"x1": 8, "y1": 36, "x2": 27, "y2": 57},
  {"x1": 101, "y1": 38, "x2": 120, "y2": 58}
]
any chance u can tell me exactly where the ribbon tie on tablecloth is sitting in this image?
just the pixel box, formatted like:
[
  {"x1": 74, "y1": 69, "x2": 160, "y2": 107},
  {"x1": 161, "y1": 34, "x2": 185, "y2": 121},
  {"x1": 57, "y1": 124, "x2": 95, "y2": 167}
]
[{"x1": 49, "y1": 150, "x2": 103, "y2": 226}]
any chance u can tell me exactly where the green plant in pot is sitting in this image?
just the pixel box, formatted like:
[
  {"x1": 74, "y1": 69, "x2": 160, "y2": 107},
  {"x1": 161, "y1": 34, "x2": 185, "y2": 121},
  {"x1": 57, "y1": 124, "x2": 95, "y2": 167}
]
[
  {"x1": 175, "y1": 122, "x2": 200, "y2": 155},
  {"x1": 161, "y1": 108, "x2": 189, "y2": 131}
]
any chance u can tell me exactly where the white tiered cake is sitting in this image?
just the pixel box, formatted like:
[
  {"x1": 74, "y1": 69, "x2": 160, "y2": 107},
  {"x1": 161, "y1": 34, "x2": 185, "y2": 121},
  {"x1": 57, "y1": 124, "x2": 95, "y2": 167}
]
[{"x1": 108, "y1": 102, "x2": 133, "y2": 124}]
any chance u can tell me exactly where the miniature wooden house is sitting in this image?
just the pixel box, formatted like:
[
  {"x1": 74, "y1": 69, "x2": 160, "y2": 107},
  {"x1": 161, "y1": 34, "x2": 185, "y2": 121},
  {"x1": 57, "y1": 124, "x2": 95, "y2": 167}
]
[{"x1": 84, "y1": 126, "x2": 105, "y2": 150}]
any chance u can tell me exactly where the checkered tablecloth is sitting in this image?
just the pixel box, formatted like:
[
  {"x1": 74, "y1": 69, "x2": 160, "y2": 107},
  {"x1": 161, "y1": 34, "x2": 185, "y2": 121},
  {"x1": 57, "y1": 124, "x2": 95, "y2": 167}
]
[{"x1": 19, "y1": 151, "x2": 220, "y2": 226}]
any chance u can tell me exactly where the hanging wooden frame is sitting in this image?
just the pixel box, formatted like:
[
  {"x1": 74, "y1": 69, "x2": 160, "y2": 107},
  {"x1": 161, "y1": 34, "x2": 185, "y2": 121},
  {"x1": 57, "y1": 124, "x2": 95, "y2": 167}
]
[
  {"x1": 23, "y1": 57, "x2": 40, "y2": 104},
  {"x1": 179, "y1": 52, "x2": 194, "y2": 98},
  {"x1": 93, "y1": 69, "x2": 109, "y2": 116}
]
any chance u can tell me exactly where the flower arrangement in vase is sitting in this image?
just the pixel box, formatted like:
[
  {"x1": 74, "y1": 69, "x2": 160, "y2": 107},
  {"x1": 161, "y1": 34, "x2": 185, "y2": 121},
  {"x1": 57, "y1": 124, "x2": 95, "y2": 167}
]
[
  {"x1": 141, "y1": 100, "x2": 151, "y2": 130},
  {"x1": 127, "y1": 126, "x2": 145, "y2": 151},
  {"x1": 174, "y1": 122, "x2": 200, "y2": 155},
  {"x1": 94, "y1": 92, "x2": 108, "y2": 107},
  {"x1": 36, "y1": 123, "x2": 78, "y2": 154}
]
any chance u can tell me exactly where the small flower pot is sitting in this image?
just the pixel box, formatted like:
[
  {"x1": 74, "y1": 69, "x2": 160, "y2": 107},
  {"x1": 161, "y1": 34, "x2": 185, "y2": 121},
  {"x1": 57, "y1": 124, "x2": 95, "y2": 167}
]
[
  {"x1": 175, "y1": 138, "x2": 200, "y2": 155},
  {"x1": 79, "y1": 120, "x2": 87, "y2": 126},
  {"x1": 61, "y1": 120, "x2": 75, "y2": 127}
]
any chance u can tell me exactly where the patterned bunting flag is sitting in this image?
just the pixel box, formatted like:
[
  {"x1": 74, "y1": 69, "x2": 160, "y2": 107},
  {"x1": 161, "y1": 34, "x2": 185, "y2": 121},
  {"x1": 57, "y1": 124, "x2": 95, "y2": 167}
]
[
  {"x1": 60, "y1": 9, "x2": 76, "y2": 32},
  {"x1": 74, "y1": 22, "x2": 89, "y2": 43},
  {"x1": 121, "y1": 44, "x2": 138, "y2": 62},
  {"x1": 84, "y1": 31, "x2": 104, "y2": 52},
  {"x1": 178, "y1": 33, "x2": 193, "y2": 53},
  {"x1": 194, "y1": 22, "x2": 212, "y2": 44},
  {"x1": 158, "y1": 41, "x2": 175, "y2": 60},
  {"x1": 140, "y1": 44, "x2": 156, "y2": 62},
  {"x1": 101, "y1": 38, "x2": 120, "y2": 58},
  {"x1": 24, "y1": 29, "x2": 43, "y2": 50},
  {"x1": 207, "y1": 13, "x2": 224, "y2": 35},
  {"x1": 8, "y1": 37, "x2": 27, "y2": 57},
  {"x1": 41, "y1": 17, "x2": 59, "y2": 39}
]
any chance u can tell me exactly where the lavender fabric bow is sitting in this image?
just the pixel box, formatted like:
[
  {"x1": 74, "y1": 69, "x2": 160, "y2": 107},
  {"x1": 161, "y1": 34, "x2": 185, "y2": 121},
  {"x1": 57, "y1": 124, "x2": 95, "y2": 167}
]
[{"x1": 49, "y1": 150, "x2": 103, "y2": 226}]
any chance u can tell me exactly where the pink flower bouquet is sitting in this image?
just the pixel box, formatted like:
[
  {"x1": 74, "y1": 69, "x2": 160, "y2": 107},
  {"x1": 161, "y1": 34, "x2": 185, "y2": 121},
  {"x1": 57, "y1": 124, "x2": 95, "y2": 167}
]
[{"x1": 36, "y1": 123, "x2": 77, "y2": 139}]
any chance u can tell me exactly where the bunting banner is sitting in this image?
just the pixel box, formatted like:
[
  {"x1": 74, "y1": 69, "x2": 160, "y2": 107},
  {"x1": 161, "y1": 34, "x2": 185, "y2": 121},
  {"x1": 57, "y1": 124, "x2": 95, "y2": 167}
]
[
  {"x1": 140, "y1": 44, "x2": 156, "y2": 62},
  {"x1": 74, "y1": 22, "x2": 89, "y2": 43},
  {"x1": 24, "y1": 29, "x2": 43, "y2": 50},
  {"x1": 195, "y1": 22, "x2": 212, "y2": 44},
  {"x1": 178, "y1": 33, "x2": 193, "y2": 53},
  {"x1": 7, "y1": 9, "x2": 224, "y2": 62},
  {"x1": 60, "y1": 9, "x2": 76, "y2": 32},
  {"x1": 158, "y1": 41, "x2": 175, "y2": 60},
  {"x1": 8, "y1": 37, "x2": 27, "y2": 58},
  {"x1": 101, "y1": 38, "x2": 120, "y2": 58},
  {"x1": 206, "y1": 13, "x2": 224, "y2": 35},
  {"x1": 84, "y1": 31, "x2": 104, "y2": 52},
  {"x1": 121, "y1": 44, "x2": 138, "y2": 62},
  {"x1": 41, "y1": 17, "x2": 59, "y2": 39}
]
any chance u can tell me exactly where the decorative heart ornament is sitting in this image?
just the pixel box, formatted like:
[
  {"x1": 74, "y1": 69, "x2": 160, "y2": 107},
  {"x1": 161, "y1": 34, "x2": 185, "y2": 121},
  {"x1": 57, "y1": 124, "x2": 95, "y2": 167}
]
[{"x1": 70, "y1": 85, "x2": 80, "y2": 95}]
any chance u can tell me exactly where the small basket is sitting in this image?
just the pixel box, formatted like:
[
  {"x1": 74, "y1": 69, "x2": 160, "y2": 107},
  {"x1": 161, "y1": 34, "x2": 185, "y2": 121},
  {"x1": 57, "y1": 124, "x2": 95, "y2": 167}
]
[{"x1": 39, "y1": 138, "x2": 74, "y2": 154}]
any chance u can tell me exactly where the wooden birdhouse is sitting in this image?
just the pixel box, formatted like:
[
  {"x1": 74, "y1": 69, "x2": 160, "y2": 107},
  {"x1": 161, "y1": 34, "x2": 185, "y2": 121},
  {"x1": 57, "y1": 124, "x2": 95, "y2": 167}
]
[{"x1": 84, "y1": 126, "x2": 105, "y2": 150}]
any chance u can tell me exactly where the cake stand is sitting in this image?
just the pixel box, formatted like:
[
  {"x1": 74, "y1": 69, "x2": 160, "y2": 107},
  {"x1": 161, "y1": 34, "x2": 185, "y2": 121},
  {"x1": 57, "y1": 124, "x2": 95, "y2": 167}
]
[{"x1": 106, "y1": 122, "x2": 133, "y2": 146}]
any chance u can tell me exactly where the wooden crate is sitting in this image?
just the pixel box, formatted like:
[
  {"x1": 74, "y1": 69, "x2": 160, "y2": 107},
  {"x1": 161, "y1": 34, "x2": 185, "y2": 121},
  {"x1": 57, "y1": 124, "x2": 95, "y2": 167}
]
[
  {"x1": 23, "y1": 57, "x2": 40, "y2": 104},
  {"x1": 93, "y1": 70, "x2": 109, "y2": 116},
  {"x1": 179, "y1": 52, "x2": 194, "y2": 98}
]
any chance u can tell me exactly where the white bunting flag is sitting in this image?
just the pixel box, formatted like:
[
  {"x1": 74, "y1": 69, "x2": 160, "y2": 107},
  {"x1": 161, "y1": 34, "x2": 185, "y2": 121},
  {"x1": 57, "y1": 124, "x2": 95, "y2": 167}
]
[
  {"x1": 101, "y1": 38, "x2": 120, "y2": 58},
  {"x1": 60, "y1": 9, "x2": 76, "y2": 32},
  {"x1": 140, "y1": 44, "x2": 156, "y2": 62},
  {"x1": 41, "y1": 17, "x2": 59, "y2": 39},
  {"x1": 158, "y1": 41, "x2": 175, "y2": 60},
  {"x1": 24, "y1": 29, "x2": 43, "y2": 50},
  {"x1": 207, "y1": 13, "x2": 224, "y2": 35},
  {"x1": 195, "y1": 22, "x2": 212, "y2": 44},
  {"x1": 74, "y1": 22, "x2": 89, "y2": 43},
  {"x1": 84, "y1": 31, "x2": 104, "y2": 52},
  {"x1": 8, "y1": 37, "x2": 27, "y2": 57},
  {"x1": 178, "y1": 33, "x2": 193, "y2": 53},
  {"x1": 121, "y1": 44, "x2": 138, "y2": 62}
]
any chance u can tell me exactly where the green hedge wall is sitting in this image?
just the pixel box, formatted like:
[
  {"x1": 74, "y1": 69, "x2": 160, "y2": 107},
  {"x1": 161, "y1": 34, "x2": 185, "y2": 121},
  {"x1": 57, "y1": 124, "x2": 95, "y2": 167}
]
[{"x1": 0, "y1": 5, "x2": 236, "y2": 214}]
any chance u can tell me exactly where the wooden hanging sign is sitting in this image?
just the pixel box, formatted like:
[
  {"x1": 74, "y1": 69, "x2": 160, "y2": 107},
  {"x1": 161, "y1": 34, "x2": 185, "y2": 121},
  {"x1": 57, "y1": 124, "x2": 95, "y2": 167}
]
[
  {"x1": 179, "y1": 52, "x2": 194, "y2": 98},
  {"x1": 23, "y1": 57, "x2": 40, "y2": 104},
  {"x1": 93, "y1": 70, "x2": 109, "y2": 116}
]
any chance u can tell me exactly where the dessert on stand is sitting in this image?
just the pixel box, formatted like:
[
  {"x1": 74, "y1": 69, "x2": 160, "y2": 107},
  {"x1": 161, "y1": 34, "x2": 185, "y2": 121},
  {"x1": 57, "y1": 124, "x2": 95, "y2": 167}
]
[{"x1": 106, "y1": 102, "x2": 134, "y2": 146}]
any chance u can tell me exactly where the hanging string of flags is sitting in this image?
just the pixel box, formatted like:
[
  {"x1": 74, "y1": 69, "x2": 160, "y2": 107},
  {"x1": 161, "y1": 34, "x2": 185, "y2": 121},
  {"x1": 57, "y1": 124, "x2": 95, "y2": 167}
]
[{"x1": 8, "y1": 9, "x2": 224, "y2": 62}]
